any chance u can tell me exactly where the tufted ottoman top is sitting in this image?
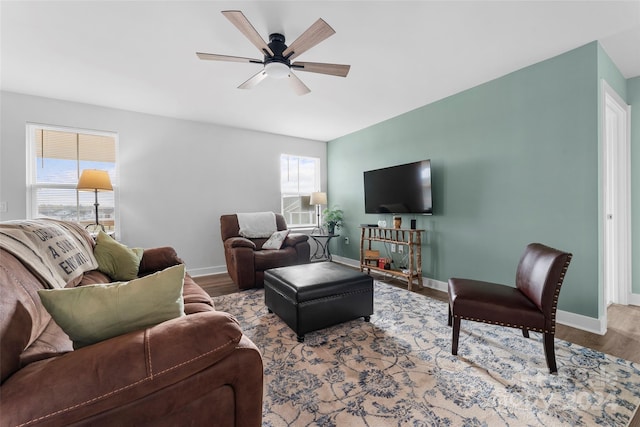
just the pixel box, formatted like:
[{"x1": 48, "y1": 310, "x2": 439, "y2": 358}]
[{"x1": 264, "y1": 262, "x2": 372, "y2": 303}]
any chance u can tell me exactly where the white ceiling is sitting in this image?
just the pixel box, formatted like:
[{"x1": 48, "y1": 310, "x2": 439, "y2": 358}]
[{"x1": 2, "y1": 1, "x2": 639, "y2": 141}]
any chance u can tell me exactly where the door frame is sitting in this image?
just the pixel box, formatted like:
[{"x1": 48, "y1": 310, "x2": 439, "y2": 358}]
[{"x1": 601, "y1": 80, "x2": 632, "y2": 319}]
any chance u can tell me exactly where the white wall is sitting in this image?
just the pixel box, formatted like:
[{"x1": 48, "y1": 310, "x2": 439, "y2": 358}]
[{"x1": 0, "y1": 91, "x2": 327, "y2": 275}]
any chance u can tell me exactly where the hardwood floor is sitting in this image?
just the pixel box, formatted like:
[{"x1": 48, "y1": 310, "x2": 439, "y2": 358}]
[
  {"x1": 195, "y1": 273, "x2": 239, "y2": 297},
  {"x1": 194, "y1": 271, "x2": 640, "y2": 425}
]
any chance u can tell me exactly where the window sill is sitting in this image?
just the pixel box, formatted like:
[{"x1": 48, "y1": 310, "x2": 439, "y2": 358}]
[{"x1": 289, "y1": 226, "x2": 316, "y2": 234}]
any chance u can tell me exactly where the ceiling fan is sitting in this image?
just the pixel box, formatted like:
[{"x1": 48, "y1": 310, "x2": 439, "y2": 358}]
[{"x1": 196, "y1": 10, "x2": 351, "y2": 95}]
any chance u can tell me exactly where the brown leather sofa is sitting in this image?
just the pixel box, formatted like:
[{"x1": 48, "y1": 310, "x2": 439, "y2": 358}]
[
  {"x1": 220, "y1": 213, "x2": 310, "y2": 289},
  {"x1": 0, "y1": 221, "x2": 263, "y2": 426}
]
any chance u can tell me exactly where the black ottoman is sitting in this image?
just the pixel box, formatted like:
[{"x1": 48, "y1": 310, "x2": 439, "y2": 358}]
[{"x1": 264, "y1": 262, "x2": 374, "y2": 342}]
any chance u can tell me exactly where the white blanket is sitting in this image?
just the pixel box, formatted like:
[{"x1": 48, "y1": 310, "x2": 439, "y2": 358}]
[
  {"x1": 0, "y1": 219, "x2": 98, "y2": 289},
  {"x1": 237, "y1": 212, "x2": 277, "y2": 238}
]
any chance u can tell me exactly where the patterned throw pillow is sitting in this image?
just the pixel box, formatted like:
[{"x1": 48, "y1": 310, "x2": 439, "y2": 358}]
[{"x1": 262, "y1": 230, "x2": 290, "y2": 250}]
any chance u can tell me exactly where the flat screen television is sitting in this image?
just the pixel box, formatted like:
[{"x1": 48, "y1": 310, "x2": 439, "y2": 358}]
[{"x1": 363, "y1": 159, "x2": 432, "y2": 214}]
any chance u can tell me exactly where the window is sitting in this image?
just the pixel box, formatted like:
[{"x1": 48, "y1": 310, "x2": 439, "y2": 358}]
[
  {"x1": 280, "y1": 154, "x2": 320, "y2": 227},
  {"x1": 27, "y1": 124, "x2": 118, "y2": 231}
]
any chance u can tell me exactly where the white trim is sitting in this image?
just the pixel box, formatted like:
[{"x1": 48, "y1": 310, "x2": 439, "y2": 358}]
[
  {"x1": 332, "y1": 255, "x2": 359, "y2": 267},
  {"x1": 419, "y1": 278, "x2": 606, "y2": 335},
  {"x1": 556, "y1": 310, "x2": 606, "y2": 335},
  {"x1": 188, "y1": 265, "x2": 228, "y2": 277},
  {"x1": 421, "y1": 277, "x2": 448, "y2": 293},
  {"x1": 600, "y1": 81, "x2": 632, "y2": 314},
  {"x1": 334, "y1": 255, "x2": 605, "y2": 334},
  {"x1": 25, "y1": 122, "x2": 121, "y2": 238},
  {"x1": 629, "y1": 293, "x2": 640, "y2": 307}
]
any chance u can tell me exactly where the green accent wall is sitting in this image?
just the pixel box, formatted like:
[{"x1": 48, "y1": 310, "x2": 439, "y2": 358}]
[
  {"x1": 629, "y1": 76, "x2": 640, "y2": 295},
  {"x1": 328, "y1": 42, "x2": 604, "y2": 318},
  {"x1": 597, "y1": 44, "x2": 628, "y2": 98}
]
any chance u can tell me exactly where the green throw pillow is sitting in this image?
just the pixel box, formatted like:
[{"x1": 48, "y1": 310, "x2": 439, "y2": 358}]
[
  {"x1": 38, "y1": 264, "x2": 186, "y2": 349},
  {"x1": 93, "y1": 230, "x2": 143, "y2": 281}
]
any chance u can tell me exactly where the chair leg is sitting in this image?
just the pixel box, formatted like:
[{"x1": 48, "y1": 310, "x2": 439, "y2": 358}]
[
  {"x1": 451, "y1": 317, "x2": 461, "y2": 355},
  {"x1": 543, "y1": 332, "x2": 557, "y2": 374},
  {"x1": 447, "y1": 306, "x2": 452, "y2": 326},
  {"x1": 522, "y1": 328, "x2": 529, "y2": 338}
]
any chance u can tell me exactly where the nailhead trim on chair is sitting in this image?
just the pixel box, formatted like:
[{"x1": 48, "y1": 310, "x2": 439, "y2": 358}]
[
  {"x1": 547, "y1": 254, "x2": 572, "y2": 333},
  {"x1": 454, "y1": 252, "x2": 573, "y2": 336},
  {"x1": 453, "y1": 315, "x2": 548, "y2": 333}
]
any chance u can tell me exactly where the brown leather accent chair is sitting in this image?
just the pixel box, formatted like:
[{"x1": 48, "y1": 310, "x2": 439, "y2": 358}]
[
  {"x1": 448, "y1": 243, "x2": 572, "y2": 374},
  {"x1": 220, "y1": 213, "x2": 310, "y2": 289}
]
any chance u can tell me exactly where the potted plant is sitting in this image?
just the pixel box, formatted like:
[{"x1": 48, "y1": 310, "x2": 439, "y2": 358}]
[{"x1": 322, "y1": 207, "x2": 344, "y2": 235}]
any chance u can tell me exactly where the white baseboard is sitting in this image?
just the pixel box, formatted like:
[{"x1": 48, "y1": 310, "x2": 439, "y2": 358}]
[
  {"x1": 629, "y1": 293, "x2": 640, "y2": 306},
  {"x1": 188, "y1": 265, "x2": 228, "y2": 277},
  {"x1": 333, "y1": 255, "x2": 605, "y2": 335},
  {"x1": 421, "y1": 277, "x2": 448, "y2": 293},
  {"x1": 556, "y1": 293, "x2": 640, "y2": 335},
  {"x1": 209, "y1": 255, "x2": 611, "y2": 335},
  {"x1": 556, "y1": 310, "x2": 606, "y2": 335},
  {"x1": 332, "y1": 255, "x2": 359, "y2": 267},
  {"x1": 420, "y1": 278, "x2": 606, "y2": 335}
]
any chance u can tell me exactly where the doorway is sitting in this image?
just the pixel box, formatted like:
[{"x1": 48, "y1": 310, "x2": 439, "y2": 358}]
[{"x1": 601, "y1": 80, "x2": 631, "y2": 316}]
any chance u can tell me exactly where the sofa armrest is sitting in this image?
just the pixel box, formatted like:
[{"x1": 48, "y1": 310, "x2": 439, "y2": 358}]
[
  {"x1": 224, "y1": 237, "x2": 256, "y2": 250},
  {"x1": 138, "y1": 246, "x2": 183, "y2": 275},
  {"x1": 1, "y1": 311, "x2": 252, "y2": 427},
  {"x1": 284, "y1": 233, "x2": 309, "y2": 247}
]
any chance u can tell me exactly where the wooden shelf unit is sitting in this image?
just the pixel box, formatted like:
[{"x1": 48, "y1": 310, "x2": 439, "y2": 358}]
[{"x1": 359, "y1": 226, "x2": 424, "y2": 291}]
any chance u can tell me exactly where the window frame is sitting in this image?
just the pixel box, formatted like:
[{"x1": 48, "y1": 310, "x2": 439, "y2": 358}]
[
  {"x1": 25, "y1": 122, "x2": 120, "y2": 235},
  {"x1": 280, "y1": 153, "x2": 321, "y2": 229}
]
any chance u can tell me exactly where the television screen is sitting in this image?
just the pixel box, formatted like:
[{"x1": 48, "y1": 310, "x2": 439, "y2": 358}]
[{"x1": 363, "y1": 160, "x2": 432, "y2": 214}]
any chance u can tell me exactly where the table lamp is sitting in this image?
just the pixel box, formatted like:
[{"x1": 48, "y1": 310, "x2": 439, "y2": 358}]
[
  {"x1": 310, "y1": 191, "x2": 327, "y2": 235},
  {"x1": 77, "y1": 169, "x2": 113, "y2": 230}
]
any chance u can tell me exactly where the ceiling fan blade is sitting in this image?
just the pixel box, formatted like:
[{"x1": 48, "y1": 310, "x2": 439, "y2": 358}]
[
  {"x1": 222, "y1": 10, "x2": 274, "y2": 57},
  {"x1": 238, "y1": 69, "x2": 268, "y2": 90},
  {"x1": 288, "y1": 72, "x2": 311, "y2": 96},
  {"x1": 282, "y1": 18, "x2": 335, "y2": 61},
  {"x1": 196, "y1": 52, "x2": 263, "y2": 64},
  {"x1": 292, "y1": 61, "x2": 350, "y2": 77}
]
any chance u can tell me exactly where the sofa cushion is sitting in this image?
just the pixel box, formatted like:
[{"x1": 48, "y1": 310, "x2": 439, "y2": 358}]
[
  {"x1": 138, "y1": 246, "x2": 183, "y2": 276},
  {"x1": 254, "y1": 247, "x2": 298, "y2": 271},
  {"x1": 183, "y1": 276, "x2": 216, "y2": 314},
  {"x1": 0, "y1": 249, "x2": 51, "y2": 383},
  {"x1": 38, "y1": 265, "x2": 186, "y2": 349},
  {"x1": 93, "y1": 231, "x2": 143, "y2": 281},
  {"x1": 0, "y1": 311, "x2": 253, "y2": 427}
]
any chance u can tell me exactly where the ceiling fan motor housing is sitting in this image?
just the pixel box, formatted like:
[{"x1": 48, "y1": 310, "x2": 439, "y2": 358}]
[
  {"x1": 263, "y1": 33, "x2": 291, "y2": 79},
  {"x1": 266, "y1": 33, "x2": 290, "y2": 66}
]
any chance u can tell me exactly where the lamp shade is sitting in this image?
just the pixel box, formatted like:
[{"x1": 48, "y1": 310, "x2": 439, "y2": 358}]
[
  {"x1": 77, "y1": 170, "x2": 113, "y2": 191},
  {"x1": 310, "y1": 192, "x2": 327, "y2": 206}
]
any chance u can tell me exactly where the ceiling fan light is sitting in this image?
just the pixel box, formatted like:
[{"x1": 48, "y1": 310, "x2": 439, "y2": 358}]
[{"x1": 265, "y1": 62, "x2": 290, "y2": 79}]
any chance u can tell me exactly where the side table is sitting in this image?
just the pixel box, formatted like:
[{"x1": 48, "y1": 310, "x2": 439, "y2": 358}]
[{"x1": 309, "y1": 234, "x2": 339, "y2": 262}]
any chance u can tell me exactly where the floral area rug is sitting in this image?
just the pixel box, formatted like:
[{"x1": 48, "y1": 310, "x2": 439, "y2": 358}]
[{"x1": 212, "y1": 281, "x2": 640, "y2": 426}]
